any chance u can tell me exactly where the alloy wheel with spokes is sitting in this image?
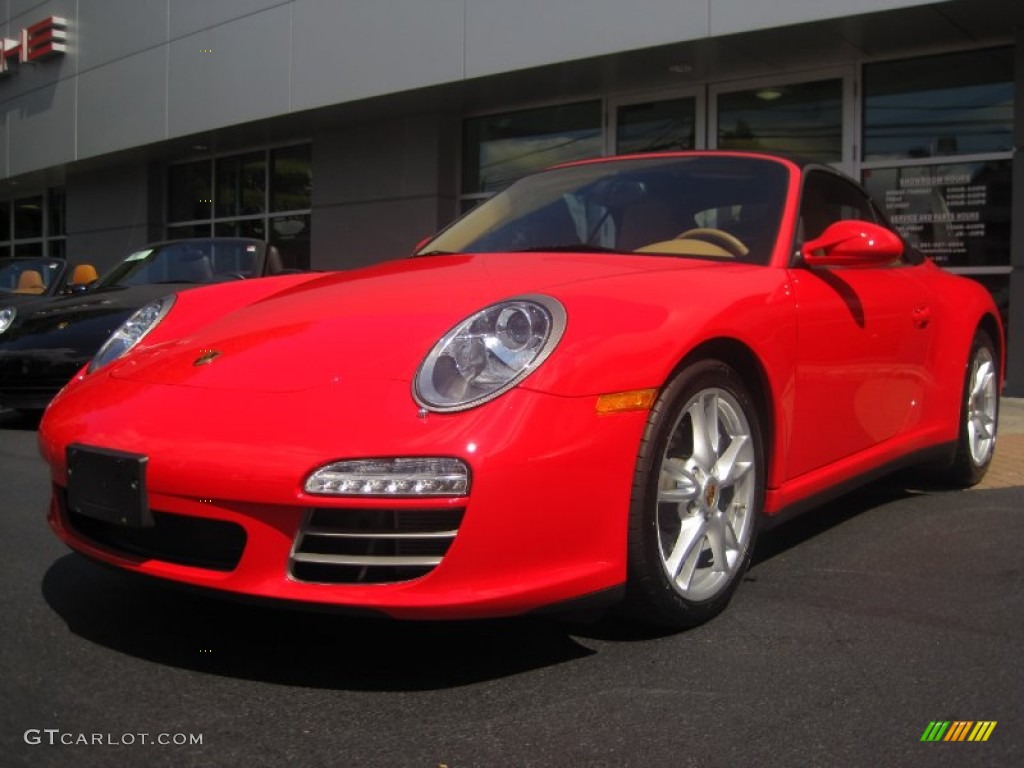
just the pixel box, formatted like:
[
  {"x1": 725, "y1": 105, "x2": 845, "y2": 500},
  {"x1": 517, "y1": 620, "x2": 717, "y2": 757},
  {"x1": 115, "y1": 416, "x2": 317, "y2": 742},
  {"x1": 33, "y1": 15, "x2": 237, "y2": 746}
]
[
  {"x1": 624, "y1": 359, "x2": 764, "y2": 628},
  {"x1": 656, "y1": 387, "x2": 756, "y2": 602},
  {"x1": 947, "y1": 329, "x2": 999, "y2": 487},
  {"x1": 966, "y1": 344, "x2": 997, "y2": 467}
]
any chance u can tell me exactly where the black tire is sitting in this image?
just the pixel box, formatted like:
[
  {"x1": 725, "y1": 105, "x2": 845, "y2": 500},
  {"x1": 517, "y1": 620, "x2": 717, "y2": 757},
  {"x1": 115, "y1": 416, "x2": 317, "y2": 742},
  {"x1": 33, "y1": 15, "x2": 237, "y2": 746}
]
[
  {"x1": 946, "y1": 329, "x2": 999, "y2": 487},
  {"x1": 621, "y1": 359, "x2": 764, "y2": 629}
]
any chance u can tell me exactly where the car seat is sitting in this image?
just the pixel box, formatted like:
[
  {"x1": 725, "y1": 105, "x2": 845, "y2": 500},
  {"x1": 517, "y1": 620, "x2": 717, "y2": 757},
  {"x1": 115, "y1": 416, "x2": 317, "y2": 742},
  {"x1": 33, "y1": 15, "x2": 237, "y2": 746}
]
[
  {"x1": 70, "y1": 263, "x2": 99, "y2": 285},
  {"x1": 14, "y1": 269, "x2": 46, "y2": 294}
]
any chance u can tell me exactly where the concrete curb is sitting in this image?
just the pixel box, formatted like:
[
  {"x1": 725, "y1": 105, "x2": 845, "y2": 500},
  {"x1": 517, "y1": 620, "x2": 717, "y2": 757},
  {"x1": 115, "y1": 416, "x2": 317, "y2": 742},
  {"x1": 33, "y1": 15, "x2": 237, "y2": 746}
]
[{"x1": 998, "y1": 397, "x2": 1024, "y2": 435}]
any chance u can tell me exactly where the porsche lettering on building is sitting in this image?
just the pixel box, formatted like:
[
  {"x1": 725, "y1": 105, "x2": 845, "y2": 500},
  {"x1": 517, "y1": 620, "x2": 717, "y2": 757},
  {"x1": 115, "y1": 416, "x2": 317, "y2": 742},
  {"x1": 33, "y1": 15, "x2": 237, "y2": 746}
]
[{"x1": 0, "y1": 16, "x2": 67, "y2": 75}]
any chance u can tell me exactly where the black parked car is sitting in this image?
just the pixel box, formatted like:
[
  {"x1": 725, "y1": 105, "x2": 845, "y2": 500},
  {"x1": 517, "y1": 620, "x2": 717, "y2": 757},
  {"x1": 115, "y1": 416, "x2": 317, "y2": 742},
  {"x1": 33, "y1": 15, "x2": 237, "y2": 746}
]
[{"x1": 0, "y1": 238, "x2": 289, "y2": 412}]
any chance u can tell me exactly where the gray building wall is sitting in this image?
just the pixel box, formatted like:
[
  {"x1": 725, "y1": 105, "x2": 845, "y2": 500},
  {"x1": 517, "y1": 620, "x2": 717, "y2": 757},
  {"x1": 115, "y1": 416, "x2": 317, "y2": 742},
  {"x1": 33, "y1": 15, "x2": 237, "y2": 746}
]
[
  {"x1": 311, "y1": 113, "x2": 460, "y2": 270},
  {"x1": 65, "y1": 161, "x2": 163, "y2": 266},
  {"x1": 1, "y1": 0, "x2": 940, "y2": 180}
]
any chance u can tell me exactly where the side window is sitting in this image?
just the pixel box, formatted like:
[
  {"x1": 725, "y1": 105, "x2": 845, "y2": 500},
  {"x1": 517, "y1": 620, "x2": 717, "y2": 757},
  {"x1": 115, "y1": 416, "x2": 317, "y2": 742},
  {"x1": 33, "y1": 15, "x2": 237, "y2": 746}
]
[{"x1": 799, "y1": 171, "x2": 878, "y2": 241}]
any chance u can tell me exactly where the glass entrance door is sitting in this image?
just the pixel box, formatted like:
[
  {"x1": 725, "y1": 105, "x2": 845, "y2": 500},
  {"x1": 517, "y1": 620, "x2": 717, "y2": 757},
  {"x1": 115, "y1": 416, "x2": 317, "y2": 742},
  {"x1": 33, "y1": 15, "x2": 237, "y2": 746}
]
[
  {"x1": 609, "y1": 89, "x2": 705, "y2": 156},
  {"x1": 710, "y1": 68, "x2": 855, "y2": 174}
]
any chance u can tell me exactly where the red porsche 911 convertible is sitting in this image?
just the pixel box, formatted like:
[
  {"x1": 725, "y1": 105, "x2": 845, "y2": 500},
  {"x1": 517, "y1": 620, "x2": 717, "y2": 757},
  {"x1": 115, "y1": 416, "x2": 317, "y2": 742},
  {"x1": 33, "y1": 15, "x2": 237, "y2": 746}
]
[{"x1": 38, "y1": 152, "x2": 1003, "y2": 628}]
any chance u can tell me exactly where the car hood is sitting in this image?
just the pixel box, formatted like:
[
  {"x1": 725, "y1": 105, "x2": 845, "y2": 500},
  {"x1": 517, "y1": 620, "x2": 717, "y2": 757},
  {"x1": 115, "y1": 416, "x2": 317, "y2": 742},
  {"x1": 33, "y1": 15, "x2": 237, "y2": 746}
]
[
  {"x1": 109, "y1": 252, "x2": 738, "y2": 393},
  {"x1": 0, "y1": 291, "x2": 58, "y2": 307}
]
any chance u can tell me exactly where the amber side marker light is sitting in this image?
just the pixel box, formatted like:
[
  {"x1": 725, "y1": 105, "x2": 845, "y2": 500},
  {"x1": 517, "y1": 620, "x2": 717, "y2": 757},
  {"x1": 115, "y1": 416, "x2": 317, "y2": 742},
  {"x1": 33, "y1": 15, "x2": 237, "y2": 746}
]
[{"x1": 596, "y1": 388, "x2": 658, "y2": 414}]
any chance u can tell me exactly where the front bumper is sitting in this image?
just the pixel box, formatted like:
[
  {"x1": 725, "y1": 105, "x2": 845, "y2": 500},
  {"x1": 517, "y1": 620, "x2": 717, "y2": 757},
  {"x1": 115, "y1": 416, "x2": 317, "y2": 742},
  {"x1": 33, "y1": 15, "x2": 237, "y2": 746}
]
[
  {"x1": 41, "y1": 372, "x2": 648, "y2": 619},
  {"x1": 0, "y1": 352, "x2": 79, "y2": 409}
]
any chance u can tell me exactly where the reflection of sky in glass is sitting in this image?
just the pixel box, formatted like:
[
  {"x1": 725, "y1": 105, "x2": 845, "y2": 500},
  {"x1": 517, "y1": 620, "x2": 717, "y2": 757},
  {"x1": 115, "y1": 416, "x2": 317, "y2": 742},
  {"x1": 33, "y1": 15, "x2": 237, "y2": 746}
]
[{"x1": 478, "y1": 131, "x2": 603, "y2": 194}]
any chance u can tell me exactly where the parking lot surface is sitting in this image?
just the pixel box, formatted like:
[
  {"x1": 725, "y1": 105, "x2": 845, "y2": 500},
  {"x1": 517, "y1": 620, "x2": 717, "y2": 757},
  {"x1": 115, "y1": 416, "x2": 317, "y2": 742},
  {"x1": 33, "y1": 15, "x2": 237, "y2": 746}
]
[{"x1": 1, "y1": 404, "x2": 1021, "y2": 767}]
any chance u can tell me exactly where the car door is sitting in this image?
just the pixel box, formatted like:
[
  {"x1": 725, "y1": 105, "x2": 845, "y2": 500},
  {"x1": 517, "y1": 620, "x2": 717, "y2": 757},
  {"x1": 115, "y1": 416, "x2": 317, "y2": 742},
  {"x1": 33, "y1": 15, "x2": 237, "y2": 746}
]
[{"x1": 785, "y1": 169, "x2": 934, "y2": 480}]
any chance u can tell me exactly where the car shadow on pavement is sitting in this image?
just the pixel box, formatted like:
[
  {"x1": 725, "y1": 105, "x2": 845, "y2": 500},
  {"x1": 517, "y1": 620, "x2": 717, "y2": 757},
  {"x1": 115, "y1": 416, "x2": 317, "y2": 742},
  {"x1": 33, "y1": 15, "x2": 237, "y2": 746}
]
[
  {"x1": 40, "y1": 479, "x2": 927, "y2": 666},
  {"x1": 41, "y1": 553, "x2": 596, "y2": 691},
  {"x1": 751, "y1": 479, "x2": 915, "y2": 566},
  {"x1": 568, "y1": 480, "x2": 917, "y2": 644}
]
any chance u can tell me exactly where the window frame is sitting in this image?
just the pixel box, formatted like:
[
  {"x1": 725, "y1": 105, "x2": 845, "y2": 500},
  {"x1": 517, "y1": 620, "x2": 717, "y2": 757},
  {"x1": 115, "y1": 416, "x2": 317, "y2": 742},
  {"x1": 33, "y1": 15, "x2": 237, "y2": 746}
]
[
  {"x1": 0, "y1": 187, "x2": 67, "y2": 259},
  {"x1": 166, "y1": 143, "x2": 312, "y2": 269}
]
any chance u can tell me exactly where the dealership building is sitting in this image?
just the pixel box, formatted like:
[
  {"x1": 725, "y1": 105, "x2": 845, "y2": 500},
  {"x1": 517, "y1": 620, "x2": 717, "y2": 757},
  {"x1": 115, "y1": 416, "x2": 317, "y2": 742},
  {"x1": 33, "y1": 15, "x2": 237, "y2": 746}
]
[{"x1": 1, "y1": 0, "x2": 1022, "y2": 392}]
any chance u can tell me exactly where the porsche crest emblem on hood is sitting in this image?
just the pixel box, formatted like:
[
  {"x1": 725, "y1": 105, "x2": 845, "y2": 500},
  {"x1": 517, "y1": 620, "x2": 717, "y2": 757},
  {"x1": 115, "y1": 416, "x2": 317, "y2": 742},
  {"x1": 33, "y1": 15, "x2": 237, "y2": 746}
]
[{"x1": 193, "y1": 350, "x2": 222, "y2": 366}]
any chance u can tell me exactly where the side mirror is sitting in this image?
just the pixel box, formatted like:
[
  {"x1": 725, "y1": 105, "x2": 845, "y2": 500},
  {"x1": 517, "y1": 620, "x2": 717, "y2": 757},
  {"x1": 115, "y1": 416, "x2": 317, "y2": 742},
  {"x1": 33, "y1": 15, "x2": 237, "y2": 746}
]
[
  {"x1": 62, "y1": 281, "x2": 95, "y2": 295},
  {"x1": 801, "y1": 220, "x2": 904, "y2": 268}
]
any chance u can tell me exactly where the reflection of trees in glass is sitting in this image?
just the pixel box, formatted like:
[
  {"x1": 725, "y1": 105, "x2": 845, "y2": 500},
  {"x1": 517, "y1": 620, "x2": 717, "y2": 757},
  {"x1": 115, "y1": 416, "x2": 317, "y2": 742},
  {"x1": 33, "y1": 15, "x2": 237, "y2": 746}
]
[
  {"x1": 271, "y1": 146, "x2": 312, "y2": 213},
  {"x1": 719, "y1": 119, "x2": 760, "y2": 150},
  {"x1": 616, "y1": 99, "x2": 696, "y2": 155},
  {"x1": 478, "y1": 131, "x2": 602, "y2": 193},
  {"x1": 716, "y1": 80, "x2": 842, "y2": 162},
  {"x1": 464, "y1": 102, "x2": 602, "y2": 194},
  {"x1": 216, "y1": 153, "x2": 265, "y2": 218}
]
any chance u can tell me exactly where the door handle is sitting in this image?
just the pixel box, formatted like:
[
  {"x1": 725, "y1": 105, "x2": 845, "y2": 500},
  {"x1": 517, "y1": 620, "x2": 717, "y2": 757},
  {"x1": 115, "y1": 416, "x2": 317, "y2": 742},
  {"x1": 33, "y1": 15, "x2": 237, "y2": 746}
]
[{"x1": 912, "y1": 305, "x2": 931, "y2": 329}]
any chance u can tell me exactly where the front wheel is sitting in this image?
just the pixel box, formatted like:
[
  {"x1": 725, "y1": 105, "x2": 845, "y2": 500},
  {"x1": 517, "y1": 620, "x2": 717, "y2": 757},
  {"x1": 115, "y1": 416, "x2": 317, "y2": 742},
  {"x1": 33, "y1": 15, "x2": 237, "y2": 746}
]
[
  {"x1": 946, "y1": 329, "x2": 999, "y2": 487},
  {"x1": 622, "y1": 360, "x2": 764, "y2": 628}
]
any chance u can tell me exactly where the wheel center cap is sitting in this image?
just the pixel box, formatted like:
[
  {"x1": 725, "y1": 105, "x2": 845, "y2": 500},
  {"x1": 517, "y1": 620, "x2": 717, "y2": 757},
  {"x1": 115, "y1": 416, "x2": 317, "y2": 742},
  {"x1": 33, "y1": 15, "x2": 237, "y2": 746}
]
[{"x1": 703, "y1": 481, "x2": 719, "y2": 510}]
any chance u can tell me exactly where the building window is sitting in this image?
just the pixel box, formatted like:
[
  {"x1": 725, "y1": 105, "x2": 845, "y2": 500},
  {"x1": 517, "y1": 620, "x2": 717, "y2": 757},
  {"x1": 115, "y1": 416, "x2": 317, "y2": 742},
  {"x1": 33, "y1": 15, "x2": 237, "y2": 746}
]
[
  {"x1": 0, "y1": 188, "x2": 66, "y2": 259},
  {"x1": 615, "y1": 97, "x2": 697, "y2": 155},
  {"x1": 863, "y1": 47, "x2": 1014, "y2": 161},
  {"x1": 462, "y1": 101, "x2": 603, "y2": 202},
  {"x1": 716, "y1": 78, "x2": 844, "y2": 163},
  {"x1": 168, "y1": 161, "x2": 212, "y2": 223},
  {"x1": 167, "y1": 144, "x2": 311, "y2": 269},
  {"x1": 861, "y1": 47, "x2": 1014, "y2": 331},
  {"x1": 271, "y1": 145, "x2": 313, "y2": 212},
  {"x1": 14, "y1": 196, "x2": 44, "y2": 240},
  {"x1": 216, "y1": 152, "x2": 266, "y2": 218}
]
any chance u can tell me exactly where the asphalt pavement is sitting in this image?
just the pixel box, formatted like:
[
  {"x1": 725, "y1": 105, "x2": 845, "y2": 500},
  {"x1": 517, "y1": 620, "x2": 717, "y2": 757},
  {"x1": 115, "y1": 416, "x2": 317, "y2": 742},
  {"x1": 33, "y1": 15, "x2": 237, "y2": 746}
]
[{"x1": 0, "y1": 405, "x2": 1021, "y2": 767}]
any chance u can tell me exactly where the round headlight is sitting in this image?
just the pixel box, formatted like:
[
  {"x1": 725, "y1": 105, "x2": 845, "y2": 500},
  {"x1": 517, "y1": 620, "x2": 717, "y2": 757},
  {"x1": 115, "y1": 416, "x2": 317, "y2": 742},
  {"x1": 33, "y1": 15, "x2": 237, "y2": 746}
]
[
  {"x1": 414, "y1": 295, "x2": 566, "y2": 412},
  {"x1": 89, "y1": 295, "x2": 176, "y2": 373},
  {"x1": 0, "y1": 306, "x2": 15, "y2": 335}
]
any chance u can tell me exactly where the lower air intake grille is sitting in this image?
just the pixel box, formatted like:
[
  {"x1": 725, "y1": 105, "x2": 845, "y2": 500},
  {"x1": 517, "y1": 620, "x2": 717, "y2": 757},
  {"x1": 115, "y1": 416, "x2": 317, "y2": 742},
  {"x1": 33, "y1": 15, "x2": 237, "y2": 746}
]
[
  {"x1": 66, "y1": 506, "x2": 246, "y2": 572},
  {"x1": 290, "y1": 507, "x2": 464, "y2": 584}
]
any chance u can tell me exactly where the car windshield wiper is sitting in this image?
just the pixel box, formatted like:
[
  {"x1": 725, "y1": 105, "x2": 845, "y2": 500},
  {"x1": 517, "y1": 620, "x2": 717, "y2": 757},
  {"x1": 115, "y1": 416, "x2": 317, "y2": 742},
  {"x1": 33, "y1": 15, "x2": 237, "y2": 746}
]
[
  {"x1": 510, "y1": 244, "x2": 634, "y2": 254},
  {"x1": 416, "y1": 250, "x2": 460, "y2": 257}
]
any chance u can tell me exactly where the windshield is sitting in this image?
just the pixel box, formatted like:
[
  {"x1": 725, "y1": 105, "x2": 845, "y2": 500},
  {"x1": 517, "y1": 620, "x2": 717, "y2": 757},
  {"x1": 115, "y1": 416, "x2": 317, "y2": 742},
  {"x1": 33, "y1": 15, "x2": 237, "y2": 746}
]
[
  {"x1": 422, "y1": 155, "x2": 790, "y2": 264},
  {"x1": 99, "y1": 239, "x2": 263, "y2": 288},
  {"x1": 0, "y1": 257, "x2": 65, "y2": 295}
]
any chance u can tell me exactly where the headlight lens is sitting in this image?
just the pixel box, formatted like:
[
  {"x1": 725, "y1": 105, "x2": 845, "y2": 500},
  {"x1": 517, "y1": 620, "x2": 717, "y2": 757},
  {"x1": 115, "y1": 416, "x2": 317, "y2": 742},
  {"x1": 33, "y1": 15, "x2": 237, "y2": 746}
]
[
  {"x1": 0, "y1": 306, "x2": 15, "y2": 334},
  {"x1": 414, "y1": 295, "x2": 566, "y2": 412},
  {"x1": 304, "y1": 457, "x2": 470, "y2": 497},
  {"x1": 89, "y1": 295, "x2": 175, "y2": 373}
]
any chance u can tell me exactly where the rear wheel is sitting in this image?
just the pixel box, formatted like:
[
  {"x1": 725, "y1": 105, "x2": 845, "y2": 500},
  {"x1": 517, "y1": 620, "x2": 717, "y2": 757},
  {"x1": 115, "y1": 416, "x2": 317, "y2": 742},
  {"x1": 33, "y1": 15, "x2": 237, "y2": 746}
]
[
  {"x1": 623, "y1": 360, "x2": 764, "y2": 628},
  {"x1": 947, "y1": 330, "x2": 999, "y2": 487}
]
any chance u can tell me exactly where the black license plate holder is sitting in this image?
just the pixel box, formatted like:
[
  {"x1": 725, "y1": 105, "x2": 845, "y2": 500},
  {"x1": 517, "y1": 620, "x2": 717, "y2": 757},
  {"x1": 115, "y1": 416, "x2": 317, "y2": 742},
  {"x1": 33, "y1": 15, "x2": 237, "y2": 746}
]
[{"x1": 66, "y1": 444, "x2": 152, "y2": 528}]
